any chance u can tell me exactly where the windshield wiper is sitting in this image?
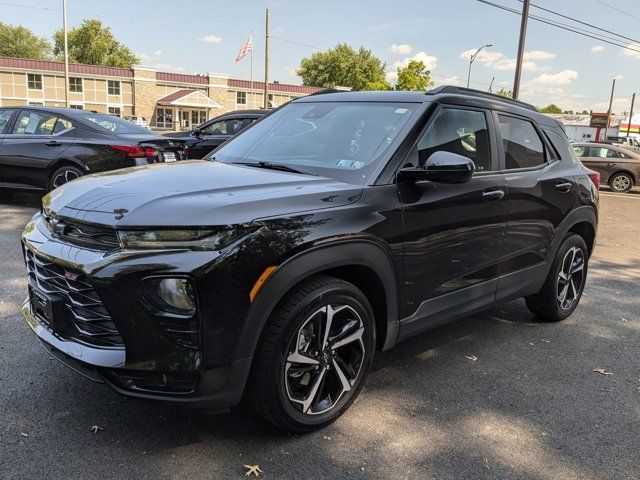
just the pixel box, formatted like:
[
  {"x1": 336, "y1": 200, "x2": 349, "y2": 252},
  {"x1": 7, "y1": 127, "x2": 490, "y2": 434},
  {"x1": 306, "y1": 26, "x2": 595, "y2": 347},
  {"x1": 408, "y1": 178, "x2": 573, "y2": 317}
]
[{"x1": 232, "y1": 161, "x2": 316, "y2": 176}]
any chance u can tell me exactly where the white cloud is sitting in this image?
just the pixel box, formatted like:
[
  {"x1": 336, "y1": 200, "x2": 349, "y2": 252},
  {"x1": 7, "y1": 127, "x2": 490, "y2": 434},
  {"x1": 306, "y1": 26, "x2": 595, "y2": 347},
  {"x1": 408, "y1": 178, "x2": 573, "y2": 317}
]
[
  {"x1": 528, "y1": 69, "x2": 578, "y2": 85},
  {"x1": 591, "y1": 45, "x2": 605, "y2": 53},
  {"x1": 388, "y1": 43, "x2": 413, "y2": 55},
  {"x1": 614, "y1": 74, "x2": 624, "y2": 80},
  {"x1": 151, "y1": 63, "x2": 186, "y2": 72},
  {"x1": 622, "y1": 43, "x2": 640, "y2": 59},
  {"x1": 284, "y1": 66, "x2": 298, "y2": 77},
  {"x1": 433, "y1": 74, "x2": 460, "y2": 86},
  {"x1": 459, "y1": 49, "x2": 553, "y2": 72},
  {"x1": 200, "y1": 35, "x2": 222, "y2": 43}
]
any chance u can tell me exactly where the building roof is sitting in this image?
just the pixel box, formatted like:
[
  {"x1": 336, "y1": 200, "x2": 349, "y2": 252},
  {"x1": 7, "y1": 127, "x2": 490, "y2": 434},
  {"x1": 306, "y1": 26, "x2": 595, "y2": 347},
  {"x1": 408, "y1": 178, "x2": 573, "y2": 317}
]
[
  {"x1": 0, "y1": 56, "x2": 134, "y2": 77},
  {"x1": 228, "y1": 79, "x2": 322, "y2": 95},
  {"x1": 156, "y1": 89, "x2": 222, "y2": 108},
  {"x1": 548, "y1": 113, "x2": 623, "y2": 127}
]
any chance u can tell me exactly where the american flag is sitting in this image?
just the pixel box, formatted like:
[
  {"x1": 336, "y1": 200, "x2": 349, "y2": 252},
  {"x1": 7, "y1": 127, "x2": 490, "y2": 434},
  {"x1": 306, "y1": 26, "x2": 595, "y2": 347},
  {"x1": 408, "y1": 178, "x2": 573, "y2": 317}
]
[{"x1": 235, "y1": 33, "x2": 253, "y2": 63}]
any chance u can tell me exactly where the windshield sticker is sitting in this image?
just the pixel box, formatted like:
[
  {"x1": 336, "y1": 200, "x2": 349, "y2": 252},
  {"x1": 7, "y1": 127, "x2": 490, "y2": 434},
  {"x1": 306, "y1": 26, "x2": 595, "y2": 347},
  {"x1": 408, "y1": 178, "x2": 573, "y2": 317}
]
[
  {"x1": 335, "y1": 159, "x2": 365, "y2": 169},
  {"x1": 395, "y1": 108, "x2": 409, "y2": 114}
]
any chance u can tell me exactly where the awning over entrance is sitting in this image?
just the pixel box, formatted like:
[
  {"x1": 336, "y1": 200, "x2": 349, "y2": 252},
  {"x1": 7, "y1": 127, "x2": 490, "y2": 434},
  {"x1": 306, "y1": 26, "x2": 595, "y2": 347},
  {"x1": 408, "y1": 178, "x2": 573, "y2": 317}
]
[{"x1": 156, "y1": 89, "x2": 222, "y2": 109}]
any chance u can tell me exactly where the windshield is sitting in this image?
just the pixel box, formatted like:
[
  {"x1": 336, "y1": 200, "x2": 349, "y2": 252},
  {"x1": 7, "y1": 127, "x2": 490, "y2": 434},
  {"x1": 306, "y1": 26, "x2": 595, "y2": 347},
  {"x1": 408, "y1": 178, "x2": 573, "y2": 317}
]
[
  {"x1": 80, "y1": 113, "x2": 152, "y2": 134},
  {"x1": 209, "y1": 101, "x2": 419, "y2": 184}
]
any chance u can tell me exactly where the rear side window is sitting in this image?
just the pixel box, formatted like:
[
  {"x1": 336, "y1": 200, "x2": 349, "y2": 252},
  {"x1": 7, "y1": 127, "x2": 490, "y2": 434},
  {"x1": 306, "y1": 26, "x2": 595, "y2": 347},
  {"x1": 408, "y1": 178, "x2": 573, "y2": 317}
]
[
  {"x1": 0, "y1": 109, "x2": 15, "y2": 134},
  {"x1": 545, "y1": 130, "x2": 581, "y2": 165},
  {"x1": 572, "y1": 145, "x2": 588, "y2": 157},
  {"x1": 498, "y1": 115, "x2": 545, "y2": 169},
  {"x1": 590, "y1": 146, "x2": 618, "y2": 158},
  {"x1": 12, "y1": 111, "x2": 69, "y2": 135},
  {"x1": 418, "y1": 108, "x2": 492, "y2": 172}
]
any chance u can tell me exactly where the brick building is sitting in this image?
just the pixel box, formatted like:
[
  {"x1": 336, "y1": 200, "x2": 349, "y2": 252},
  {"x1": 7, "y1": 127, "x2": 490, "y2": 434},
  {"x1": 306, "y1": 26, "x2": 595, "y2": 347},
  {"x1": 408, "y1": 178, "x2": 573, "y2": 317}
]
[{"x1": 0, "y1": 56, "x2": 322, "y2": 130}]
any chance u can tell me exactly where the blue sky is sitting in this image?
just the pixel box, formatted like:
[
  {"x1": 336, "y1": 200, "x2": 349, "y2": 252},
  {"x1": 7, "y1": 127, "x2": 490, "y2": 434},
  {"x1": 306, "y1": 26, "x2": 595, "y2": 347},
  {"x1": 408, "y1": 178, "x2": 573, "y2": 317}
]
[{"x1": 3, "y1": 0, "x2": 640, "y2": 112}]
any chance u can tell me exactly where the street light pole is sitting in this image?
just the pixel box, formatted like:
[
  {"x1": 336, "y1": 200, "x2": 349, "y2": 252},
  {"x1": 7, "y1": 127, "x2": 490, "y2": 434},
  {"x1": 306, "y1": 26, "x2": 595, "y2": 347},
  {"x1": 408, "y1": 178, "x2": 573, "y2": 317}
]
[
  {"x1": 466, "y1": 44, "x2": 493, "y2": 88},
  {"x1": 263, "y1": 8, "x2": 270, "y2": 110},
  {"x1": 626, "y1": 93, "x2": 635, "y2": 137},
  {"x1": 63, "y1": 0, "x2": 70, "y2": 108},
  {"x1": 513, "y1": 0, "x2": 530, "y2": 100}
]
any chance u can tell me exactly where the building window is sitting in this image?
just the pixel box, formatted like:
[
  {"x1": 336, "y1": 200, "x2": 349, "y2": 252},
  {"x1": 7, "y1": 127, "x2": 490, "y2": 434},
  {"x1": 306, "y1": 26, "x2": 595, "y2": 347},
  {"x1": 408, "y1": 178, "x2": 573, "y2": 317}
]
[
  {"x1": 70, "y1": 104, "x2": 83, "y2": 110},
  {"x1": 27, "y1": 74, "x2": 42, "y2": 90},
  {"x1": 155, "y1": 107, "x2": 173, "y2": 128},
  {"x1": 107, "y1": 80, "x2": 121, "y2": 96},
  {"x1": 236, "y1": 91, "x2": 247, "y2": 105},
  {"x1": 28, "y1": 101, "x2": 44, "y2": 106},
  {"x1": 69, "y1": 77, "x2": 83, "y2": 93},
  {"x1": 108, "y1": 106, "x2": 122, "y2": 117},
  {"x1": 199, "y1": 110, "x2": 207, "y2": 124}
]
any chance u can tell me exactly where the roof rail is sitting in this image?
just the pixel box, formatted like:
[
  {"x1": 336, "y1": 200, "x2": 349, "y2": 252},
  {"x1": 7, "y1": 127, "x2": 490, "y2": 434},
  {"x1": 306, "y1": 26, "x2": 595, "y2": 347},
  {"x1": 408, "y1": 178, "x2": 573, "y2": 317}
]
[
  {"x1": 307, "y1": 88, "x2": 346, "y2": 97},
  {"x1": 426, "y1": 85, "x2": 538, "y2": 112}
]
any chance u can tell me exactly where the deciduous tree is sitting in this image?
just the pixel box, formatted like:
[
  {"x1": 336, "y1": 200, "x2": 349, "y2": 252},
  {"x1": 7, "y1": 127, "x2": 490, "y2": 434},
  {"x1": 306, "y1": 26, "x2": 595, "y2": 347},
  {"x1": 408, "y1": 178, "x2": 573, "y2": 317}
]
[
  {"x1": 0, "y1": 22, "x2": 51, "y2": 59},
  {"x1": 395, "y1": 60, "x2": 433, "y2": 91}
]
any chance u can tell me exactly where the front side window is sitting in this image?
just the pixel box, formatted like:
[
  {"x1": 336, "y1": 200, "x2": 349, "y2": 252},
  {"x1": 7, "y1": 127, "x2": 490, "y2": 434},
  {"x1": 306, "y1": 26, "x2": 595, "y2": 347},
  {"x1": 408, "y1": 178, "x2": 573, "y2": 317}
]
[
  {"x1": 0, "y1": 109, "x2": 16, "y2": 134},
  {"x1": 417, "y1": 107, "x2": 492, "y2": 172},
  {"x1": 236, "y1": 91, "x2": 247, "y2": 105},
  {"x1": 12, "y1": 111, "x2": 69, "y2": 135},
  {"x1": 27, "y1": 74, "x2": 42, "y2": 90},
  {"x1": 203, "y1": 118, "x2": 245, "y2": 135},
  {"x1": 69, "y1": 77, "x2": 83, "y2": 93},
  {"x1": 107, "y1": 80, "x2": 121, "y2": 95},
  {"x1": 498, "y1": 115, "x2": 546, "y2": 169},
  {"x1": 212, "y1": 101, "x2": 419, "y2": 185}
]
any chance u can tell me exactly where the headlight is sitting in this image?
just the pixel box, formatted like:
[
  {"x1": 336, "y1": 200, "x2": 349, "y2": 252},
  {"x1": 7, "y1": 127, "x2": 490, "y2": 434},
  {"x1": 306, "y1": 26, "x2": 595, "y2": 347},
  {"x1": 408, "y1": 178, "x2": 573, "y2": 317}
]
[{"x1": 117, "y1": 227, "x2": 256, "y2": 250}]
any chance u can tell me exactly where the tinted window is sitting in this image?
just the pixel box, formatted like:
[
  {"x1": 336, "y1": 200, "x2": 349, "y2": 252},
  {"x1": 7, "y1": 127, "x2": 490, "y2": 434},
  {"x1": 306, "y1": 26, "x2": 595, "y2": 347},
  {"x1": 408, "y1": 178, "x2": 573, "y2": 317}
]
[
  {"x1": 0, "y1": 109, "x2": 15, "y2": 134},
  {"x1": 212, "y1": 101, "x2": 418, "y2": 185},
  {"x1": 590, "y1": 147, "x2": 618, "y2": 158},
  {"x1": 498, "y1": 115, "x2": 545, "y2": 169},
  {"x1": 572, "y1": 145, "x2": 588, "y2": 157},
  {"x1": 203, "y1": 118, "x2": 245, "y2": 135},
  {"x1": 417, "y1": 108, "x2": 491, "y2": 172},
  {"x1": 12, "y1": 111, "x2": 69, "y2": 135},
  {"x1": 80, "y1": 113, "x2": 150, "y2": 134}
]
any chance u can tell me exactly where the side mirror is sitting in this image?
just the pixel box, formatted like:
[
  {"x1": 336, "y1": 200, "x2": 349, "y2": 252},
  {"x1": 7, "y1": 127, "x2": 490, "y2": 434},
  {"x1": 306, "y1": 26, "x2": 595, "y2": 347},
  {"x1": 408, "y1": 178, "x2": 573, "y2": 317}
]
[
  {"x1": 398, "y1": 151, "x2": 475, "y2": 184},
  {"x1": 192, "y1": 127, "x2": 203, "y2": 137}
]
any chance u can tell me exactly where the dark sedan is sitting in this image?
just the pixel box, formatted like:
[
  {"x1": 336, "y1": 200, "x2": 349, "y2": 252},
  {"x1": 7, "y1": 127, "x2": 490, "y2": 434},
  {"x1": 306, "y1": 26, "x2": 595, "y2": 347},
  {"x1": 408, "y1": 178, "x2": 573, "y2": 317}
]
[
  {"x1": 573, "y1": 142, "x2": 640, "y2": 192},
  {"x1": 0, "y1": 106, "x2": 187, "y2": 191},
  {"x1": 165, "y1": 109, "x2": 266, "y2": 159}
]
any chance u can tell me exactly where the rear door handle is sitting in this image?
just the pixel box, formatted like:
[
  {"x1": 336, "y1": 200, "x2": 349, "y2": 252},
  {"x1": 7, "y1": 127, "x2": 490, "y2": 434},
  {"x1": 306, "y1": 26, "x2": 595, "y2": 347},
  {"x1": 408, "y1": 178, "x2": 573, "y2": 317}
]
[
  {"x1": 607, "y1": 162, "x2": 618, "y2": 167},
  {"x1": 46, "y1": 140, "x2": 62, "y2": 147},
  {"x1": 482, "y1": 189, "x2": 505, "y2": 201},
  {"x1": 555, "y1": 181, "x2": 573, "y2": 192}
]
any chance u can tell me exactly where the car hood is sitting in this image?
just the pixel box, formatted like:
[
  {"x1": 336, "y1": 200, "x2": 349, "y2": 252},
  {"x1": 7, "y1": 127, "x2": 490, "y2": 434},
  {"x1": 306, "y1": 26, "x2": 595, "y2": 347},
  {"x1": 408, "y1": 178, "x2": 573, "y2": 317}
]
[{"x1": 44, "y1": 160, "x2": 364, "y2": 227}]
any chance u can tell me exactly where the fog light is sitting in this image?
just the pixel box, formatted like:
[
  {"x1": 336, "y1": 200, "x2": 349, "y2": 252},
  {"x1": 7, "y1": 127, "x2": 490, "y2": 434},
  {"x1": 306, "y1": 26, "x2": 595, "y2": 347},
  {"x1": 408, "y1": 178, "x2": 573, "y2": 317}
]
[{"x1": 144, "y1": 278, "x2": 196, "y2": 315}]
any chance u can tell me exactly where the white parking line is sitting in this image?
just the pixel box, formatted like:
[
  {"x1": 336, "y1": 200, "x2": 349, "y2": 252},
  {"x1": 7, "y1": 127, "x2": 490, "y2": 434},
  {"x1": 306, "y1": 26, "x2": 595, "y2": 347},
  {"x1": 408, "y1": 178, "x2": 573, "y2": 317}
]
[{"x1": 600, "y1": 191, "x2": 640, "y2": 200}]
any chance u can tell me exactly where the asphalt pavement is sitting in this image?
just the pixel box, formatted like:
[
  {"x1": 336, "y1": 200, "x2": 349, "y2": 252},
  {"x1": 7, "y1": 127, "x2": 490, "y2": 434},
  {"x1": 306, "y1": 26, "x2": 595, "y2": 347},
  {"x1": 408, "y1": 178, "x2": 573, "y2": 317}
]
[{"x1": 0, "y1": 189, "x2": 638, "y2": 480}]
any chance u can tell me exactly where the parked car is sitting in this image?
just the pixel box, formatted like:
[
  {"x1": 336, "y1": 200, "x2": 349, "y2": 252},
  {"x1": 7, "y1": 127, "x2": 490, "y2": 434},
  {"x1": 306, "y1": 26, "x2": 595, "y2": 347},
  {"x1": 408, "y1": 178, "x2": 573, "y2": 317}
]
[
  {"x1": 123, "y1": 115, "x2": 149, "y2": 128},
  {"x1": 21, "y1": 87, "x2": 598, "y2": 432},
  {"x1": 591, "y1": 137, "x2": 640, "y2": 153},
  {"x1": 0, "y1": 106, "x2": 186, "y2": 191},
  {"x1": 165, "y1": 109, "x2": 266, "y2": 159},
  {"x1": 573, "y1": 142, "x2": 640, "y2": 192}
]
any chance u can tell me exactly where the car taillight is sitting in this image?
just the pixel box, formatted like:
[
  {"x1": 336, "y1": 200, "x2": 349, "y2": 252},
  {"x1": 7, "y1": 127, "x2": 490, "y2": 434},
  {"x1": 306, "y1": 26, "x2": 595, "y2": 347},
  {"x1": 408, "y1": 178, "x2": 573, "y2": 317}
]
[
  {"x1": 585, "y1": 168, "x2": 600, "y2": 189},
  {"x1": 110, "y1": 145, "x2": 158, "y2": 158},
  {"x1": 183, "y1": 146, "x2": 190, "y2": 159}
]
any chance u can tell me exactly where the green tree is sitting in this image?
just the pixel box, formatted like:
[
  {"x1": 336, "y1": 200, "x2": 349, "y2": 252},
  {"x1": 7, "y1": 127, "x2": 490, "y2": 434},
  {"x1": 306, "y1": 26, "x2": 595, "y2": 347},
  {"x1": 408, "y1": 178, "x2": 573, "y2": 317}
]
[
  {"x1": 580, "y1": 109, "x2": 589, "y2": 115},
  {"x1": 53, "y1": 19, "x2": 138, "y2": 68},
  {"x1": 539, "y1": 104, "x2": 563, "y2": 114},
  {"x1": 395, "y1": 60, "x2": 433, "y2": 91},
  {"x1": 0, "y1": 22, "x2": 51, "y2": 59},
  {"x1": 298, "y1": 43, "x2": 390, "y2": 91}
]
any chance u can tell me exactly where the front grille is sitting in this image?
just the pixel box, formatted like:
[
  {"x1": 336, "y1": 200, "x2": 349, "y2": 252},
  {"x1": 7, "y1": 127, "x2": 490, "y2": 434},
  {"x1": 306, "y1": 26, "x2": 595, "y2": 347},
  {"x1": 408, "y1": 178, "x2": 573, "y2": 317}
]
[
  {"x1": 43, "y1": 213, "x2": 120, "y2": 251},
  {"x1": 24, "y1": 248, "x2": 124, "y2": 348}
]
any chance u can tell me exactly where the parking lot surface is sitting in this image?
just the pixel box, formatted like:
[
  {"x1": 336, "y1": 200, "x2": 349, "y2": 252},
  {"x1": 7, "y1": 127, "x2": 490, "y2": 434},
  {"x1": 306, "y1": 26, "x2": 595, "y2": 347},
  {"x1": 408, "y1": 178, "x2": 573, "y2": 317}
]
[{"x1": 1, "y1": 190, "x2": 638, "y2": 480}]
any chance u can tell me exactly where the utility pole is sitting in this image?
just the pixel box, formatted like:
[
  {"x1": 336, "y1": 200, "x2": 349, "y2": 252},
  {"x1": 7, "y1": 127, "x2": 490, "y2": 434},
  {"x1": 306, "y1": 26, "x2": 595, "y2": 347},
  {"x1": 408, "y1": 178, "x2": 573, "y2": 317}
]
[
  {"x1": 605, "y1": 78, "x2": 616, "y2": 139},
  {"x1": 512, "y1": 0, "x2": 530, "y2": 100},
  {"x1": 63, "y1": 0, "x2": 70, "y2": 108},
  {"x1": 466, "y1": 43, "x2": 492, "y2": 89},
  {"x1": 263, "y1": 8, "x2": 270, "y2": 110},
  {"x1": 626, "y1": 93, "x2": 635, "y2": 137}
]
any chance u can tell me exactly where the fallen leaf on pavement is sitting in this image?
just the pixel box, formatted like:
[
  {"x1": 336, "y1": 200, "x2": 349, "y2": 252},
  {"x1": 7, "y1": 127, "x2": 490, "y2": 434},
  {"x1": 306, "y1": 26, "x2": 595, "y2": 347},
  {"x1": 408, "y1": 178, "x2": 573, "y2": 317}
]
[
  {"x1": 244, "y1": 465, "x2": 263, "y2": 477},
  {"x1": 20, "y1": 432, "x2": 28, "y2": 437},
  {"x1": 90, "y1": 425, "x2": 104, "y2": 433},
  {"x1": 541, "y1": 339, "x2": 550, "y2": 343},
  {"x1": 594, "y1": 368, "x2": 613, "y2": 376},
  {"x1": 465, "y1": 355, "x2": 478, "y2": 362}
]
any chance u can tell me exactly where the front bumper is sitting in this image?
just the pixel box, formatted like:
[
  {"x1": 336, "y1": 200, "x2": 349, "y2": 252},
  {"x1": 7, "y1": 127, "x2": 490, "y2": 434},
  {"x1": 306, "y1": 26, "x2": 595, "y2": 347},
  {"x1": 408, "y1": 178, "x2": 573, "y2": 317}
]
[{"x1": 20, "y1": 213, "x2": 253, "y2": 409}]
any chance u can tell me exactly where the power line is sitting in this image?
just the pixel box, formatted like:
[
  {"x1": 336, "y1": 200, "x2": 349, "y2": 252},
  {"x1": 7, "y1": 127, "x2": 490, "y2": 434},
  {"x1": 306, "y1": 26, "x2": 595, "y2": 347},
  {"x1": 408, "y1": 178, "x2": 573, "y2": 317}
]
[
  {"x1": 593, "y1": 0, "x2": 640, "y2": 24},
  {"x1": 475, "y1": 0, "x2": 640, "y2": 54}
]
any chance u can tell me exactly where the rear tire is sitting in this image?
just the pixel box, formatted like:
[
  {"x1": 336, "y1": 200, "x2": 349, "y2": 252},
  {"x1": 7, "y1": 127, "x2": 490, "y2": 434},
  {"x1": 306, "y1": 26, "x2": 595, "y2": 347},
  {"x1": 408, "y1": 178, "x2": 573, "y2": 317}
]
[
  {"x1": 608, "y1": 172, "x2": 633, "y2": 193},
  {"x1": 50, "y1": 165, "x2": 83, "y2": 190},
  {"x1": 248, "y1": 275, "x2": 375, "y2": 432},
  {"x1": 525, "y1": 234, "x2": 588, "y2": 322}
]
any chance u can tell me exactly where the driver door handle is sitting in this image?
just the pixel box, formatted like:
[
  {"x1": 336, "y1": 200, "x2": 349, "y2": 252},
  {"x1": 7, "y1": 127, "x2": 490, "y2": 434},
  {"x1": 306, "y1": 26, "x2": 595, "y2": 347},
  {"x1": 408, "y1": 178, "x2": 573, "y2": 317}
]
[
  {"x1": 482, "y1": 189, "x2": 505, "y2": 201},
  {"x1": 555, "y1": 181, "x2": 573, "y2": 192},
  {"x1": 45, "y1": 140, "x2": 62, "y2": 147}
]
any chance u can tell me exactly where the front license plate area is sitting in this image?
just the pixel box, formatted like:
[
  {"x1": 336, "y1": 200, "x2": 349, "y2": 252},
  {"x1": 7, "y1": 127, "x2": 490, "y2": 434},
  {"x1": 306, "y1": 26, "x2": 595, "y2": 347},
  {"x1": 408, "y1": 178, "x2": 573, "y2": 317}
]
[
  {"x1": 163, "y1": 151, "x2": 177, "y2": 162},
  {"x1": 29, "y1": 285, "x2": 66, "y2": 332}
]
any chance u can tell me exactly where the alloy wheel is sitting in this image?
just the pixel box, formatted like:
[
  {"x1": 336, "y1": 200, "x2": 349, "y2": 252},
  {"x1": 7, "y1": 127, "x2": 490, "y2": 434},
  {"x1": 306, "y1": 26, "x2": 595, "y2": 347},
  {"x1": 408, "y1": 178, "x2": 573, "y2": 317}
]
[
  {"x1": 556, "y1": 246, "x2": 585, "y2": 310},
  {"x1": 52, "y1": 168, "x2": 80, "y2": 188},
  {"x1": 284, "y1": 304, "x2": 366, "y2": 416},
  {"x1": 611, "y1": 174, "x2": 631, "y2": 192}
]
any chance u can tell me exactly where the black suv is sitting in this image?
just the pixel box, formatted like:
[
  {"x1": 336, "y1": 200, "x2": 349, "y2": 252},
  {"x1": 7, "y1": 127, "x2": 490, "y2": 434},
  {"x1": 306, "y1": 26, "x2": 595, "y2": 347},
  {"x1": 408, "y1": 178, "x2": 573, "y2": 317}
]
[{"x1": 21, "y1": 87, "x2": 598, "y2": 432}]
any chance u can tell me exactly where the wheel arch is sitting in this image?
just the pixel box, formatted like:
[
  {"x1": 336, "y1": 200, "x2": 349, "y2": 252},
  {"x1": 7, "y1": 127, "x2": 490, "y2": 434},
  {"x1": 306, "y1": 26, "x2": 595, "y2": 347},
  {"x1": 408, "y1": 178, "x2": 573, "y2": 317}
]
[
  {"x1": 608, "y1": 169, "x2": 636, "y2": 185},
  {"x1": 236, "y1": 239, "x2": 400, "y2": 363},
  {"x1": 551, "y1": 206, "x2": 598, "y2": 260},
  {"x1": 48, "y1": 157, "x2": 88, "y2": 177}
]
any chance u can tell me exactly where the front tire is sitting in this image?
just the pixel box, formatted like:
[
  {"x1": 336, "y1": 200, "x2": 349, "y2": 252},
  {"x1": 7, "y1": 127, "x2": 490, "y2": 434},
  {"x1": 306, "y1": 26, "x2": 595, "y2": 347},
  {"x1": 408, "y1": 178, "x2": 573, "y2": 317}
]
[
  {"x1": 525, "y1": 234, "x2": 588, "y2": 322},
  {"x1": 50, "y1": 165, "x2": 83, "y2": 190},
  {"x1": 609, "y1": 172, "x2": 633, "y2": 193},
  {"x1": 249, "y1": 275, "x2": 375, "y2": 432}
]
